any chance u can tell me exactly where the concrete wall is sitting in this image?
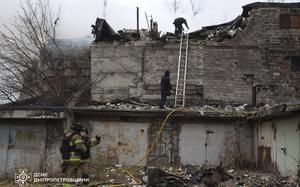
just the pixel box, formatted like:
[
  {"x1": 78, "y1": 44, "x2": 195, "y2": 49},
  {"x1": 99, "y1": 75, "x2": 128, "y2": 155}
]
[
  {"x1": 77, "y1": 115, "x2": 253, "y2": 168},
  {"x1": 91, "y1": 43, "x2": 144, "y2": 102},
  {"x1": 89, "y1": 121, "x2": 149, "y2": 166},
  {"x1": 5, "y1": 124, "x2": 46, "y2": 176},
  {"x1": 0, "y1": 109, "x2": 254, "y2": 178},
  {"x1": 275, "y1": 116, "x2": 300, "y2": 176},
  {"x1": 254, "y1": 115, "x2": 300, "y2": 176},
  {"x1": 91, "y1": 6, "x2": 300, "y2": 105},
  {"x1": 2, "y1": 109, "x2": 299, "y2": 178},
  {"x1": 91, "y1": 42, "x2": 204, "y2": 104},
  {"x1": 179, "y1": 122, "x2": 253, "y2": 166},
  {"x1": 44, "y1": 121, "x2": 65, "y2": 175},
  {"x1": 0, "y1": 109, "x2": 65, "y2": 179},
  {"x1": 0, "y1": 120, "x2": 64, "y2": 178}
]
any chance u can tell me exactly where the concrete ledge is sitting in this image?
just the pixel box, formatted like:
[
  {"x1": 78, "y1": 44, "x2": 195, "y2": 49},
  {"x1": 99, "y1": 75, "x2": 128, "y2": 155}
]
[{"x1": 0, "y1": 109, "x2": 65, "y2": 119}]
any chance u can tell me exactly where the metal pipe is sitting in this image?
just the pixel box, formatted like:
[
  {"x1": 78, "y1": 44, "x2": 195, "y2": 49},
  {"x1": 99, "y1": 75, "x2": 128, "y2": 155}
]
[
  {"x1": 252, "y1": 83, "x2": 257, "y2": 107},
  {"x1": 150, "y1": 18, "x2": 153, "y2": 39},
  {"x1": 137, "y1": 7, "x2": 140, "y2": 40},
  {"x1": 145, "y1": 12, "x2": 150, "y2": 30}
]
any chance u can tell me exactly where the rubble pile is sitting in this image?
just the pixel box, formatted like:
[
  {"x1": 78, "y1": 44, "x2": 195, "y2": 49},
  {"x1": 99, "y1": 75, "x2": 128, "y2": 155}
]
[
  {"x1": 220, "y1": 169, "x2": 299, "y2": 187},
  {"x1": 161, "y1": 15, "x2": 250, "y2": 42},
  {"x1": 148, "y1": 166, "x2": 299, "y2": 187},
  {"x1": 93, "y1": 102, "x2": 160, "y2": 111},
  {"x1": 191, "y1": 16, "x2": 249, "y2": 42},
  {"x1": 2, "y1": 165, "x2": 299, "y2": 186},
  {"x1": 90, "y1": 101, "x2": 297, "y2": 120},
  {"x1": 148, "y1": 165, "x2": 233, "y2": 187},
  {"x1": 90, "y1": 101, "x2": 261, "y2": 118},
  {"x1": 92, "y1": 100, "x2": 252, "y2": 111}
]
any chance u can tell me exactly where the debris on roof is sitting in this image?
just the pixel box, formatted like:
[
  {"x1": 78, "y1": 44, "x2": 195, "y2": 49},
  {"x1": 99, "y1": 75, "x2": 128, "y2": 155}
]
[
  {"x1": 88, "y1": 101, "x2": 256, "y2": 119},
  {"x1": 189, "y1": 16, "x2": 247, "y2": 42},
  {"x1": 91, "y1": 18, "x2": 120, "y2": 42},
  {"x1": 91, "y1": 2, "x2": 300, "y2": 44},
  {"x1": 2, "y1": 96, "x2": 299, "y2": 120},
  {"x1": 118, "y1": 29, "x2": 138, "y2": 41}
]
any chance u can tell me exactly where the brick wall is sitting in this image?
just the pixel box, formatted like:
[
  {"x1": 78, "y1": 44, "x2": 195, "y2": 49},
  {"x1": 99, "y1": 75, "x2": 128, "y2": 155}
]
[
  {"x1": 202, "y1": 6, "x2": 300, "y2": 105},
  {"x1": 91, "y1": 5, "x2": 300, "y2": 105},
  {"x1": 91, "y1": 42, "x2": 204, "y2": 104}
]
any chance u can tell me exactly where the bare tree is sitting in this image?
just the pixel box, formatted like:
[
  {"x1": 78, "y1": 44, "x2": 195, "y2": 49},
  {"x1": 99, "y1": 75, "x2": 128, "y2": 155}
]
[
  {"x1": 0, "y1": 0, "x2": 62, "y2": 103},
  {"x1": 165, "y1": 0, "x2": 204, "y2": 17},
  {"x1": 189, "y1": 0, "x2": 205, "y2": 17},
  {"x1": 165, "y1": 0, "x2": 183, "y2": 15}
]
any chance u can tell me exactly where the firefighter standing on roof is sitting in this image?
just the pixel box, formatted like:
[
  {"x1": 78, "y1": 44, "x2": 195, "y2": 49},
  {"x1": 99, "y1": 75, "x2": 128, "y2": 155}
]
[
  {"x1": 173, "y1": 17, "x2": 189, "y2": 36},
  {"x1": 160, "y1": 70, "x2": 172, "y2": 109}
]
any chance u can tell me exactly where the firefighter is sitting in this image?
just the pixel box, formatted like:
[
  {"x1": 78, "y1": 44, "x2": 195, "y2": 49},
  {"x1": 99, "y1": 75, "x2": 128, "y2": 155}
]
[
  {"x1": 173, "y1": 17, "x2": 189, "y2": 37},
  {"x1": 160, "y1": 70, "x2": 172, "y2": 109},
  {"x1": 61, "y1": 122, "x2": 87, "y2": 179},
  {"x1": 79, "y1": 127, "x2": 101, "y2": 181}
]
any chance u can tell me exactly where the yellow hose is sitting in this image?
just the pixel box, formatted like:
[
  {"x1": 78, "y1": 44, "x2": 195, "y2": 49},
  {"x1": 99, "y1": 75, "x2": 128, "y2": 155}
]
[
  {"x1": 129, "y1": 108, "x2": 180, "y2": 168},
  {"x1": 108, "y1": 108, "x2": 182, "y2": 187}
]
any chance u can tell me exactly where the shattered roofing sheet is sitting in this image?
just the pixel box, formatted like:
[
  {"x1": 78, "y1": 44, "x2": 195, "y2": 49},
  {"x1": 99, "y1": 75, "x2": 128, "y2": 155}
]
[
  {"x1": 93, "y1": 18, "x2": 119, "y2": 42},
  {"x1": 188, "y1": 16, "x2": 245, "y2": 42}
]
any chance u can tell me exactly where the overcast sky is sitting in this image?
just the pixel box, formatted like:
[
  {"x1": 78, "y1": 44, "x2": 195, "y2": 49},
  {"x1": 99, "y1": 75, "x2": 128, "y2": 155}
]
[{"x1": 0, "y1": 0, "x2": 299, "y2": 39}]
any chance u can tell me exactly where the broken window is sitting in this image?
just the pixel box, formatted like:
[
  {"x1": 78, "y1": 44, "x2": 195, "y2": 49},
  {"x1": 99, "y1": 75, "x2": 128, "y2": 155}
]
[
  {"x1": 290, "y1": 56, "x2": 300, "y2": 71},
  {"x1": 280, "y1": 14, "x2": 300, "y2": 29}
]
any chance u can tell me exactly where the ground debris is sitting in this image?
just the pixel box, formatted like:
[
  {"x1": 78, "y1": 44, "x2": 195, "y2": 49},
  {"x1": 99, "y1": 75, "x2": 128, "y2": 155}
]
[
  {"x1": 148, "y1": 165, "x2": 234, "y2": 187},
  {"x1": 148, "y1": 167, "x2": 196, "y2": 187},
  {"x1": 147, "y1": 165, "x2": 299, "y2": 187},
  {"x1": 1, "y1": 166, "x2": 299, "y2": 187},
  {"x1": 220, "y1": 169, "x2": 299, "y2": 187}
]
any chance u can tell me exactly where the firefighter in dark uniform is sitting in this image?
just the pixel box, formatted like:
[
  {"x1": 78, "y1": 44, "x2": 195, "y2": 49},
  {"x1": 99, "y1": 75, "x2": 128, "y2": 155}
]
[
  {"x1": 160, "y1": 70, "x2": 172, "y2": 109},
  {"x1": 173, "y1": 17, "x2": 189, "y2": 36}
]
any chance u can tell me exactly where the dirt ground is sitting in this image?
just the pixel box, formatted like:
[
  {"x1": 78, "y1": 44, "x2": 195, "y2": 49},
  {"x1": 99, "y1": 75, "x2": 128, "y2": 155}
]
[{"x1": 0, "y1": 165, "x2": 299, "y2": 187}]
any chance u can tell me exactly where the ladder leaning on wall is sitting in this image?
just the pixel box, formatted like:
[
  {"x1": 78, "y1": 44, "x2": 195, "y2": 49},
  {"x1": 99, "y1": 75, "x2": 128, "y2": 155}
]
[{"x1": 175, "y1": 33, "x2": 189, "y2": 108}]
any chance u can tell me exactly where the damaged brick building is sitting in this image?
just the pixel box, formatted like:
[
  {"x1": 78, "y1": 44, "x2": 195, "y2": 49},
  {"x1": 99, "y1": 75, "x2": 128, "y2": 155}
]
[
  {"x1": 91, "y1": 2, "x2": 300, "y2": 105},
  {"x1": 0, "y1": 2, "x2": 300, "y2": 184}
]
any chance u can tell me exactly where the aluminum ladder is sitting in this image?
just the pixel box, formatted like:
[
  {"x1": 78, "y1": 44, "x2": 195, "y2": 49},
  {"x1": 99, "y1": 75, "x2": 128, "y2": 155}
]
[{"x1": 175, "y1": 33, "x2": 189, "y2": 107}]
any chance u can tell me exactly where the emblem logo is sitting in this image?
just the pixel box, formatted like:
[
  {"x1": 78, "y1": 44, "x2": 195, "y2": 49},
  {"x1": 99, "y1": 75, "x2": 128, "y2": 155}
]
[{"x1": 15, "y1": 169, "x2": 32, "y2": 186}]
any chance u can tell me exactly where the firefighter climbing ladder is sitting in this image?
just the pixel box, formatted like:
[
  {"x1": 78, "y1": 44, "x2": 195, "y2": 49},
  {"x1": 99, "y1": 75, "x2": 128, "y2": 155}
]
[{"x1": 175, "y1": 33, "x2": 189, "y2": 107}]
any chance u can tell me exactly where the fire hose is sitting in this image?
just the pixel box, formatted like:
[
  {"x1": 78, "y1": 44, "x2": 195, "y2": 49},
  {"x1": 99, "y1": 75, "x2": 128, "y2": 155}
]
[{"x1": 108, "y1": 108, "x2": 182, "y2": 187}]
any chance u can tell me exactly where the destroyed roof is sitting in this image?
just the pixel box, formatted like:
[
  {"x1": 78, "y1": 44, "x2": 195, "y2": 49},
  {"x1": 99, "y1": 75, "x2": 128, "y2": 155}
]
[
  {"x1": 1, "y1": 97, "x2": 300, "y2": 121},
  {"x1": 188, "y1": 16, "x2": 244, "y2": 42},
  {"x1": 171, "y1": 2, "x2": 300, "y2": 42},
  {"x1": 249, "y1": 103, "x2": 300, "y2": 121},
  {"x1": 91, "y1": 2, "x2": 300, "y2": 43},
  {"x1": 92, "y1": 18, "x2": 119, "y2": 42}
]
